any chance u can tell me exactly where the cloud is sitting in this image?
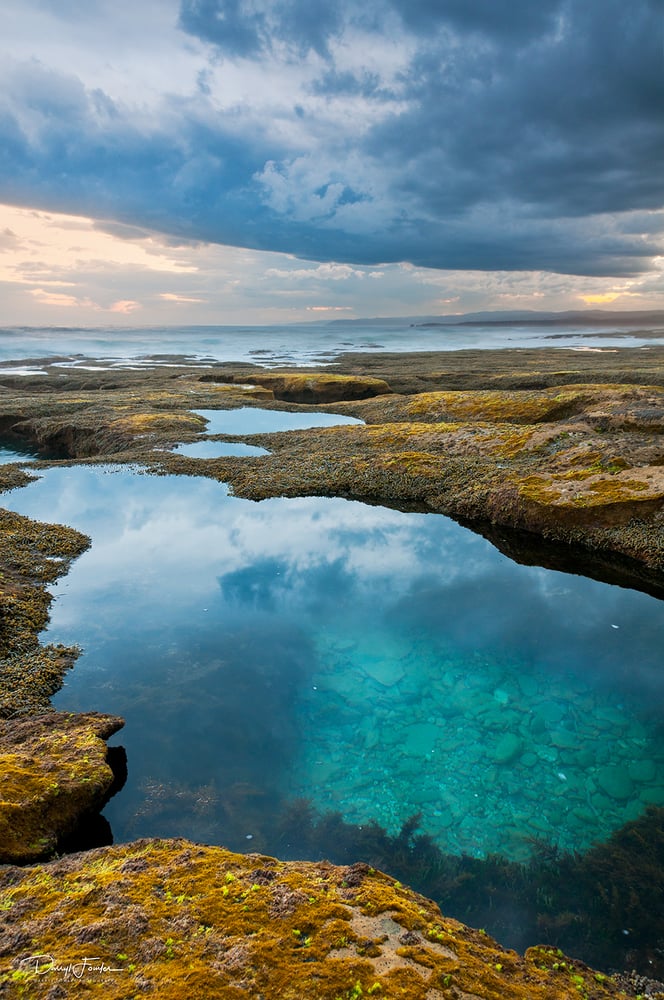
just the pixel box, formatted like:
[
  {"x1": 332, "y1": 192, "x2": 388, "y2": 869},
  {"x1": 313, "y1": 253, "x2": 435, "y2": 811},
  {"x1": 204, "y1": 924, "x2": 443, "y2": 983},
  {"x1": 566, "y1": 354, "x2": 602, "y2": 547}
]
[
  {"x1": 159, "y1": 292, "x2": 206, "y2": 303},
  {"x1": 109, "y1": 299, "x2": 141, "y2": 313},
  {"x1": 0, "y1": 0, "x2": 661, "y2": 282},
  {"x1": 265, "y1": 262, "x2": 378, "y2": 281},
  {"x1": 178, "y1": 0, "x2": 345, "y2": 59},
  {"x1": 29, "y1": 287, "x2": 91, "y2": 308},
  {"x1": 3, "y1": 201, "x2": 664, "y2": 326}
]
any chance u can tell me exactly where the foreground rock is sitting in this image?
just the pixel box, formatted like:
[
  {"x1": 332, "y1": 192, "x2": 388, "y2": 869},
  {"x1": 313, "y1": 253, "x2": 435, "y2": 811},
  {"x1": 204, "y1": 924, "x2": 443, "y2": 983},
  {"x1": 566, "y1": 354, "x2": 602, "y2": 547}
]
[
  {"x1": 0, "y1": 712, "x2": 124, "y2": 863},
  {"x1": 0, "y1": 504, "x2": 123, "y2": 864},
  {"x1": 0, "y1": 838, "x2": 647, "y2": 999}
]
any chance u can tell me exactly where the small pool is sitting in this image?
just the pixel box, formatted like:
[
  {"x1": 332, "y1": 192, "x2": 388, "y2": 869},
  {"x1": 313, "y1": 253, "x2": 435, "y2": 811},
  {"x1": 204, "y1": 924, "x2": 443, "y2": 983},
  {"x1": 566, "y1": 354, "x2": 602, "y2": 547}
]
[
  {"x1": 172, "y1": 441, "x2": 270, "y2": 459},
  {"x1": 193, "y1": 407, "x2": 363, "y2": 434}
]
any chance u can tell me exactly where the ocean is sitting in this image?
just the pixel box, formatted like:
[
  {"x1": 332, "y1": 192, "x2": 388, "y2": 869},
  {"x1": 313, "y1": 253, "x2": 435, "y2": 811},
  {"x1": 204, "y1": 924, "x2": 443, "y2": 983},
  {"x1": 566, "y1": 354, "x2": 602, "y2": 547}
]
[{"x1": 1, "y1": 316, "x2": 664, "y2": 371}]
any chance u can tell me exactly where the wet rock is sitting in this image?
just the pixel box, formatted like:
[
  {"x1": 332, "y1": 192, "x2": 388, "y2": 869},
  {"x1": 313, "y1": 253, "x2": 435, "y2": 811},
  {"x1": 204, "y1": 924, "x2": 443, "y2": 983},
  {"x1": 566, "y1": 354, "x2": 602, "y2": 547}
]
[
  {"x1": 404, "y1": 722, "x2": 440, "y2": 756},
  {"x1": 361, "y1": 656, "x2": 406, "y2": 687},
  {"x1": 549, "y1": 729, "x2": 578, "y2": 750},
  {"x1": 238, "y1": 372, "x2": 392, "y2": 403},
  {"x1": 641, "y1": 786, "x2": 664, "y2": 804},
  {"x1": 628, "y1": 759, "x2": 657, "y2": 783}
]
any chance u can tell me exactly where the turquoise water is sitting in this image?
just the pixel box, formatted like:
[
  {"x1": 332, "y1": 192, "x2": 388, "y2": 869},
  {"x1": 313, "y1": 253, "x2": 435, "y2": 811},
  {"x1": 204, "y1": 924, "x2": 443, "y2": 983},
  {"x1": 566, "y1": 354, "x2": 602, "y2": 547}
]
[{"x1": 4, "y1": 463, "x2": 664, "y2": 862}]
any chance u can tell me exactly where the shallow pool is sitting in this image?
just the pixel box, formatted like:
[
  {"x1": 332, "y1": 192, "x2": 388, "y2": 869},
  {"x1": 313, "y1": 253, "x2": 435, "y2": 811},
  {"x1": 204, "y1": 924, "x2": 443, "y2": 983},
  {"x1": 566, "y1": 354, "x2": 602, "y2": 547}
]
[
  {"x1": 172, "y1": 440, "x2": 270, "y2": 459},
  {"x1": 193, "y1": 406, "x2": 363, "y2": 434},
  {"x1": 4, "y1": 464, "x2": 664, "y2": 866}
]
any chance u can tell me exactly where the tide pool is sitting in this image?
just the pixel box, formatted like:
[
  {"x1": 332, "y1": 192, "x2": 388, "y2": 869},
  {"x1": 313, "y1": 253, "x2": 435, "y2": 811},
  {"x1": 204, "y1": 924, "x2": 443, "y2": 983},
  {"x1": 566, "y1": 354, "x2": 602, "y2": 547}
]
[
  {"x1": 172, "y1": 440, "x2": 270, "y2": 459},
  {"x1": 5, "y1": 463, "x2": 664, "y2": 863},
  {"x1": 193, "y1": 407, "x2": 363, "y2": 433}
]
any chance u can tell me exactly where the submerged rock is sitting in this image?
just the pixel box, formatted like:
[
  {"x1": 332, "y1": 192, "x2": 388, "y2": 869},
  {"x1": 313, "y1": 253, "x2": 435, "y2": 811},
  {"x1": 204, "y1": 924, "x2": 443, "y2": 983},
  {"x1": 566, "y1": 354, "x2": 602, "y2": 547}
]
[
  {"x1": 0, "y1": 838, "x2": 642, "y2": 999},
  {"x1": 597, "y1": 765, "x2": 635, "y2": 801},
  {"x1": 494, "y1": 732, "x2": 523, "y2": 764}
]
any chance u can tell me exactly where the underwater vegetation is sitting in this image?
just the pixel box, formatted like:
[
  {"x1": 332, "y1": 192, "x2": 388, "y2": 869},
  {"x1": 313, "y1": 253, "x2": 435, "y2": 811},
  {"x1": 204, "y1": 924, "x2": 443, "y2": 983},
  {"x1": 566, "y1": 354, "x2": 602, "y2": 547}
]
[{"x1": 274, "y1": 800, "x2": 664, "y2": 979}]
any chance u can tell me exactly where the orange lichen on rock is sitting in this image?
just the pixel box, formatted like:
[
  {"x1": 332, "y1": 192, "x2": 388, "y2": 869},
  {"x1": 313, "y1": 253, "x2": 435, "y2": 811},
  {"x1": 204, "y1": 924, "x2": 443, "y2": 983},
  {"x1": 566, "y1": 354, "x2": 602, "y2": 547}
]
[
  {"x1": 517, "y1": 469, "x2": 664, "y2": 508},
  {"x1": 0, "y1": 840, "x2": 637, "y2": 1000},
  {"x1": 0, "y1": 712, "x2": 123, "y2": 863}
]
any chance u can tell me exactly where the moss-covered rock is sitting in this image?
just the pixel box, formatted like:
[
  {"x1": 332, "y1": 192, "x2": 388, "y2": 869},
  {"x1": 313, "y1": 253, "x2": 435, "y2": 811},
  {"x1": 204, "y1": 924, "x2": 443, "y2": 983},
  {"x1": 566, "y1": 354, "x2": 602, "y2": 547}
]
[
  {"x1": 0, "y1": 839, "x2": 644, "y2": 999},
  {"x1": 0, "y1": 508, "x2": 90, "y2": 717},
  {"x1": 0, "y1": 712, "x2": 124, "y2": 863}
]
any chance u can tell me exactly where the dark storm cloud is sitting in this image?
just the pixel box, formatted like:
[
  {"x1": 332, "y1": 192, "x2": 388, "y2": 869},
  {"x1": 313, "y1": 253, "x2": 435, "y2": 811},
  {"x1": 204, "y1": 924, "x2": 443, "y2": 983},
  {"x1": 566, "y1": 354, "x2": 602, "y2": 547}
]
[
  {"x1": 179, "y1": 0, "x2": 344, "y2": 58},
  {"x1": 364, "y1": 0, "x2": 664, "y2": 217},
  {"x1": 1, "y1": 0, "x2": 662, "y2": 276},
  {"x1": 180, "y1": 0, "x2": 664, "y2": 273}
]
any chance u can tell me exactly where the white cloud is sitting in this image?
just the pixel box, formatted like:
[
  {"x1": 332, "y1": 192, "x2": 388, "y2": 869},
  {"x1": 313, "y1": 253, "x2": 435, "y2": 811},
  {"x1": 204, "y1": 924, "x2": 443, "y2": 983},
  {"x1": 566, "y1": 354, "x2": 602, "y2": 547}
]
[{"x1": 1, "y1": 202, "x2": 663, "y2": 326}]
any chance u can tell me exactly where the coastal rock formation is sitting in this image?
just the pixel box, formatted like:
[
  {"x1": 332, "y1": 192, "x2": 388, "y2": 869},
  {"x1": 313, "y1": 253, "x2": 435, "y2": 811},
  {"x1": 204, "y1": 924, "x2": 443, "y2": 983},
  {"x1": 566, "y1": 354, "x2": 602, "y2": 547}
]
[
  {"x1": 0, "y1": 838, "x2": 647, "y2": 999},
  {"x1": 223, "y1": 371, "x2": 392, "y2": 403},
  {"x1": 0, "y1": 349, "x2": 663, "y2": 991},
  {"x1": 0, "y1": 712, "x2": 124, "y2": 863}
]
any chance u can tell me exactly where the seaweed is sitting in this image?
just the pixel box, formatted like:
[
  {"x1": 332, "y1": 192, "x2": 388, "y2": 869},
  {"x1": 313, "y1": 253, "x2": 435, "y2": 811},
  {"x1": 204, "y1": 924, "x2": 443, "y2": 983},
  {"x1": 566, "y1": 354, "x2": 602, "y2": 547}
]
[{"x1": 273, "y1": 799, "x2": 664, "y2": 977}]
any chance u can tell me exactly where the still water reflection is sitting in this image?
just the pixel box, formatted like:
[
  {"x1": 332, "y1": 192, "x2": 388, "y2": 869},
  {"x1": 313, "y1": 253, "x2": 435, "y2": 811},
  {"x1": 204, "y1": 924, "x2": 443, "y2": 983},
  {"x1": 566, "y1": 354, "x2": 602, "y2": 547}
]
[
  {"x1": 193, "y1": 407, "x2": 363, "y2": 434},
  {"x1": 172, "y1": 440, "x2": 270, "y2": 458},
  {"x1": 5, "y1": 465, "x2": 664, "y2": 861},
  {"x1": 0, "y1": 442, "x2": 39, "y2": 464}
]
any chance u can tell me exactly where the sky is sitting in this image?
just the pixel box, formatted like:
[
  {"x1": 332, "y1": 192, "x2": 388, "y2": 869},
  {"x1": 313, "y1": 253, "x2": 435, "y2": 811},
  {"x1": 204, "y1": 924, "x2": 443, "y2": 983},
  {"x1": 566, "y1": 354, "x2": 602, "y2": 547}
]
[{"x1": 0, "y1": 0, "x2": 663, "y2": 326}]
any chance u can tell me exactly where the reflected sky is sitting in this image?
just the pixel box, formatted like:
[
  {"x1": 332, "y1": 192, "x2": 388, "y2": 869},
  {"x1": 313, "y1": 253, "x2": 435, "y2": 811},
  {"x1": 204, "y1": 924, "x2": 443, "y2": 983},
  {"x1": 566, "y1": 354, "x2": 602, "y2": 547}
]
[
  {"x1": 0, "y1": 442, "x2": 38, "y2": 464},
  {"x1": 4, "y1": 464, "x2": 664, "y2": 857},
  {"x1": 193, "y1": 407, "x2": 363, "y2": 434},
  {"x1": 172, "y1": 440, "x2": 270, "y2": 458}
]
